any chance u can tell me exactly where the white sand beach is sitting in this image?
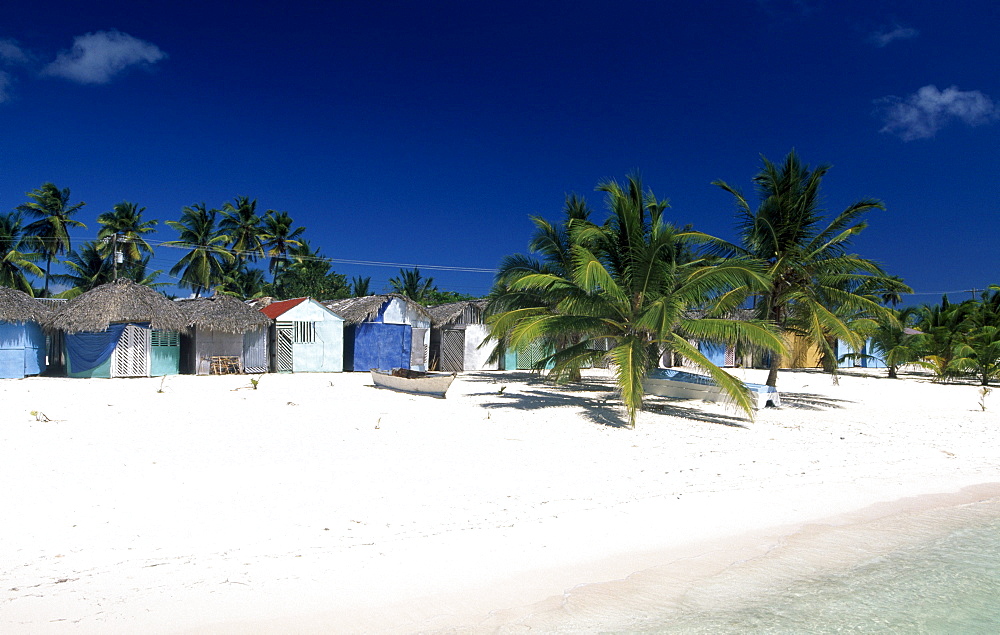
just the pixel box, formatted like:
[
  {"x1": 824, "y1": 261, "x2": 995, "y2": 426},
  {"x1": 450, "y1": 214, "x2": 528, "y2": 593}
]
[{"x1": 2, "y1": 367, "x2": 1000, "y2": 633}]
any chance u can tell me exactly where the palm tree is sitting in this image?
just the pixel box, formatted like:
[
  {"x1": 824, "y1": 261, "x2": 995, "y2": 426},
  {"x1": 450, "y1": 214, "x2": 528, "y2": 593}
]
[
  {"x1": 488, "y1": 174, "x2": 784, "y2": 427},
  {"x1": 846, "y1": 307, "x2": 926, "y2": 379},
  {"x1": 260, "y1": 210, "x2": 305, "y2": 285},
  {"x1": 913, "y1": 295, "x2": 970, "y2": 381},
  {"x1": 0, "y1": 212, "x2": 44, "y2": 294},
  {"x1": 220, "y1": 196, "x2": 265, "y2": 264},
  {"x1": 164, "y1": 204, "x2": 233, "y2": 297},
  {"x1": 949, "y1": 287, "x2": 1000, "y2": 386},
  {"x1": 17, "y1": 182, "x2": 86, "y2": 296},
  {"x1": 217, "y1": 260, "x2": 269, "y2": 300},
  {"x1": 351, "y1": 276, "x2": 371, "y2": 297},
  {"x1": 711, "y1": 151, "x2": 900, "y2": 386},
  {"x1": 388, "y1": 268, "x2": 437, "y2": 302},
  {"x1": 96, "y1": 201, "x2": 158, "y2": 273},
  {"x1": 53, "y1": 241, "x2": 116, "y2": 297}
]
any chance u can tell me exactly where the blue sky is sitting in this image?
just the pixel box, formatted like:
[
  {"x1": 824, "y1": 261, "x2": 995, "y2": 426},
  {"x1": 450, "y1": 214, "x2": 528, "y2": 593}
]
[{"x1": 1, "y1": 1, "x2": 997, "y2": 302}]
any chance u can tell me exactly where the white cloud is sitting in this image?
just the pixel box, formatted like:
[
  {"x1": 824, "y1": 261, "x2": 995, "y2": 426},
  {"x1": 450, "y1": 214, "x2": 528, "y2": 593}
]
[
  {"x1": 43, "y1": 30, "x2": 166, "y2": 84},
  {"x1": 0, "y1": 71, "x2": 13, "y2": 103},
  {"x1": 0, "y1": 38, "x2": 29, "y2": 64},
  {"x1": 869, "y1": 24, "x2": 919, "y2": 47},
  {"x1": 878, "y1": 85, "x2": 999, "y2": 141}
]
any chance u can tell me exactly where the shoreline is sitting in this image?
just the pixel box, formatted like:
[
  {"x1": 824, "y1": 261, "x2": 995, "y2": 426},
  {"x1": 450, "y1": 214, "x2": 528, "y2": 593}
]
[
  {"x1": 2, "y1": 368, "x2": 1000, "y2": 632},
  {"x1": 198, "y1": 483, "x2": 1000, "y2": 634}
]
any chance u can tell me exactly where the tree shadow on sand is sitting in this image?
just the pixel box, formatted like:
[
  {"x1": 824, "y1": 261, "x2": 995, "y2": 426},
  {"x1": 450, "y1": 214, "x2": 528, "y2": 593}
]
[
  {"x1": 462, "y1": 372, "x2": 627, "y2": 427},
  {"x1": 777, "y1": 392, "x2": 852, "y2": 410},
  {"x1": 464, "y1": 372, "x2": 760, "y2": 429}
]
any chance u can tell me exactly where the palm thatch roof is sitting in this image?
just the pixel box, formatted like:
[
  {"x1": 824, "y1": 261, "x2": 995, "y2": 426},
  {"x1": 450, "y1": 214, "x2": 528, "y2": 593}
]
[
  {"x1": 0, "y1": 286, "x2": 53, "y2": 324},
  {"x1": 177, "y1": 294, "x2": 273, "y2": 334},
  {"x1": 46, "y1": 278, "x2": 190, "y2": 334},
  {"x1": 425, "y1": 299, "x2": 489, "y2": 327},
  {"x1": 323, "y1": 294, "x2": 431, "y2": 325}
]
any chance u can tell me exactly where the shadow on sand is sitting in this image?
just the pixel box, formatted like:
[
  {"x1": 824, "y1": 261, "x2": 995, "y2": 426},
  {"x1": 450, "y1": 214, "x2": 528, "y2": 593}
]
[
  {"x1": 462, "y1": 371, "x2": 763, "y2": 429},
  {"x1": 460, "y1": 370, "x2": 855, "y2": 427}
]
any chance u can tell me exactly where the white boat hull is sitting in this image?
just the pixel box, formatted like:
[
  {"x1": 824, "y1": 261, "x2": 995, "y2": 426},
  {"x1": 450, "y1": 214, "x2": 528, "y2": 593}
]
[
  {"x1": 370, "y1": 369, "x2": 457, "y2": 398},
  {"x1": 643, "y1": 369, "x2": 780, "y2": 409}
]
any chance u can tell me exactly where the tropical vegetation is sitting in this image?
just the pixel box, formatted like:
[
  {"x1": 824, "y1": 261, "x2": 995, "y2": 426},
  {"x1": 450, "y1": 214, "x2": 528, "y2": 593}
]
[{"x1": 486, "y1": 174, "x2": 786, "y2": 427}]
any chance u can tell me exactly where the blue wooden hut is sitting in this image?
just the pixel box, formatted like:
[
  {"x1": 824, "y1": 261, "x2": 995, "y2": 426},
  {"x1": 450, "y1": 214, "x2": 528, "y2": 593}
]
[
  {"x1": 0, "y1": 286, "x2": 50, "y2": 379},
  {"x1": 325, "y1": 294, "x2": 432, "y2": 372},
  {"x1": 46, "y1": 279, "x2": 187, "y2": 378}
]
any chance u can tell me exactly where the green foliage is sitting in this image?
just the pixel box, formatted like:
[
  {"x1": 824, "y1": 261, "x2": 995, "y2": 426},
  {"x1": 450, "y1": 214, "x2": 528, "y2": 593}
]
[
  {"x1": 164, "y1": 204, "x2": 234, "y2": 297},
  {"x1": 0, "y1": 212, "x2": 43, "y2": 294},
  {"x1": 711, "y1": 150, "x2": 903, "y2": 386},
  {"x1": 96, "y1": 201, "x2": 157, "y2": 265},
  {"x1": 389, "y1": 268, "x2": 438, "y2": 303},
  {"x1": 488, "y1": 174, "x2": 785, "y2": 427},
  {"x1": 17, "y1": 182, "x2": 86, "y2": 296},
  {"x1": 272, "y1": 241, "x2": 350, "y2": 300},
  {"x1": 54, "y1": 241, "x2": 164, "y2": 298},
  {"x1": 260, "y1": 210, "x2": 306, "y2": 285},
  {"x1": 216, "y1": 261, "x2": 269, "y2": 300},
  {"x1": 350, "y1": 276, "x2": 371, "y2": 297},
  {"x1": 220, "y1": 196, "x2": 265, "y2": 263}
]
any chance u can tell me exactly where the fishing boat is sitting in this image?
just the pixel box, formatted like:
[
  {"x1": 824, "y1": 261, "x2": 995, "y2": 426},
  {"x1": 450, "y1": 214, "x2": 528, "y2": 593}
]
[
  {"x1": 370, "y1": 368, "x2": 458, "y2": 398},
  {"x1": 642, "y1": 368, "x2": 780, "y2": 409}
]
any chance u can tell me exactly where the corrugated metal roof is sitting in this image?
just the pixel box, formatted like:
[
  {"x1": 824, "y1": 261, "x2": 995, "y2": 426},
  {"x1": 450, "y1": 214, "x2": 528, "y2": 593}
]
[{"x1": 259, "y1": 297, "x2": 309, "y2": 319}]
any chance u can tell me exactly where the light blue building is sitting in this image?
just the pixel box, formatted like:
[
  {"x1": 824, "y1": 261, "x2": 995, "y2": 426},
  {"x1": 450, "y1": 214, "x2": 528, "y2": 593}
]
[
  {"x1": 0, "y1": 287, "x2": 49, "y2": 379},
  {"x1": 260, "y1": 297, "x2": 344, "y2": 372}
]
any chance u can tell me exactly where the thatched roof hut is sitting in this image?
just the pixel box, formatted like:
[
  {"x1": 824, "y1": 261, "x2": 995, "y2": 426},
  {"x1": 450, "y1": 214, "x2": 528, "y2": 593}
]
[
  {"x1": 47, "y1": 279, "x2": 189, "y2": 334},
  {"x1": 177, "y1": 294, "x2": 272, "y2": 334},
  {"x1": 0, "y1": 286, "x2": 52, "y2": 324},
  {"x1": 425, "y1": 299, "x2": 488, "y2": 328},
  {"x1": 324, "y1": 294, "x2": 431, "y2": 325}
]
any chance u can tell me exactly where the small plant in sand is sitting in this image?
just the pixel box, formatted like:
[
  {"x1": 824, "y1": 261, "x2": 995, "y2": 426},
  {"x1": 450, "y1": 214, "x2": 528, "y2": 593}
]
[
  {"x1": 231, "y1": 374, "x2": 264, "y2": 391},
  {"x1": 979, "y1": 386, "x2": 991, "y2": 411},
  {"x1": 157, "y1": 376, "x2": 168, "y2": 393}
]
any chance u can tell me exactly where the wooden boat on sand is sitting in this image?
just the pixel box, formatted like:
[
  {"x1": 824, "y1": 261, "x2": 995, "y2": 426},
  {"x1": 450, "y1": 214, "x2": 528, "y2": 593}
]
[
  {"x1": 642, "y1": 368, "x2": 780, "y2": 409},
  {"x1": 370, "y1": 368, "x2": 458, "y2": 398}
]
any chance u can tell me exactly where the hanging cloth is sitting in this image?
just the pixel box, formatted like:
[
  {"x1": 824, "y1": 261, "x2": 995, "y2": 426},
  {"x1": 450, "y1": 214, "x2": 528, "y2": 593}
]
[{"x1": 65, "y1": 324, "x2": 128, "y2": 373}]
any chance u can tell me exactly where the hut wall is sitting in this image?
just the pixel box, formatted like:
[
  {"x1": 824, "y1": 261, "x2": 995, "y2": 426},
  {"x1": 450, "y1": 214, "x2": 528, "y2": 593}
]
[
  {"x1": 150, "y1": 330, "x2": 180, "y2": 376},
  {"x1": 0, "y1": 321, "x2": 46, "y2": 379},
  {"x1": 698, "y1": 340, "x2": 728, "y2": 367},
  {"x1": 185, "y1": 330, "x2": 244, "y2": 375},
  {"x1": 862, "y1": 340, "x2": 887, "y2": 368},
  {"x1": 348, "y1": 322, "x2": 411, "y2": 372},
  {"x1": 836, "y1": 339, "x2": 856, "y2": 368},
  {"x1": 381, "y1": 297, "x2": 431, "y2": 329},
  {"x1": 779, "y1": 333, "x2": 822, "y2": 369},
  {"x1": 292, "y1": 318, "x2": 343, "y2": 373},
  {"x1": 503, "y1": 341, "x2": 555, "y2": 370},
  {"x1": 276, "y1": 299, "x2": 345, "y2": 373},
  {"x1": 464, "y1": 324, "x2": 497, "y2": 371},
  {"x1": 243, "y1": 328, "x2": 268, "y2": 374}
]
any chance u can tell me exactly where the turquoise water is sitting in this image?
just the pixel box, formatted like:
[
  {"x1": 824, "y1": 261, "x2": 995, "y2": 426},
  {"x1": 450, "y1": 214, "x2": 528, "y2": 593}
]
[
  {"x1": 632, "y1": 514, "x2": 1000, "y2": 633},
  {"x1": 501, "y1": 496, "x2": 1000, "y2": 634}
]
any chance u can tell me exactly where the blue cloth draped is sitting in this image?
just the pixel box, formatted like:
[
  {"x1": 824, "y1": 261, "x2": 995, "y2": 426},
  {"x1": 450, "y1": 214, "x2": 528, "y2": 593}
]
[{"x1": 65, "y1": 324, "x2": 128, "y2": 373}]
